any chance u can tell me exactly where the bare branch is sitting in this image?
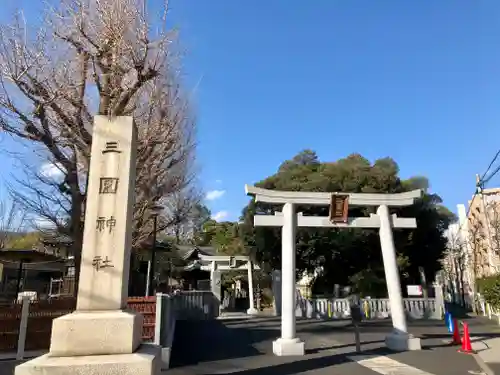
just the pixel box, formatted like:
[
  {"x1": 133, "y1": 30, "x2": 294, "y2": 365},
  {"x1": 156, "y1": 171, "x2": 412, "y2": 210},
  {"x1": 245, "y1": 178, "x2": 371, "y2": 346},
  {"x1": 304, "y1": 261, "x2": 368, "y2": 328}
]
[
  {"x1": 0, "y1": 199, "x2": 27, "y2": 249},
  {"x1": 0, "y1": 0, "x2": 198, "y2": 271}
]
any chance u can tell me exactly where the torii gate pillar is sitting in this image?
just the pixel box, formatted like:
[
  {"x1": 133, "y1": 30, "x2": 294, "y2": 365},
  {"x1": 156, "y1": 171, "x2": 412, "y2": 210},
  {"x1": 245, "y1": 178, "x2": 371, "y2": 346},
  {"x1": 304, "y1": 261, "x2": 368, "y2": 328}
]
[
  {"x1": 377, "y1": 205, "x2": 420, "y2": 350},
  {"x1": 246, "y1": 185, "x2": 423, "y2": 355},
  {"x1": 273, "y1": 202, "x2": 304, "y2": 355}
]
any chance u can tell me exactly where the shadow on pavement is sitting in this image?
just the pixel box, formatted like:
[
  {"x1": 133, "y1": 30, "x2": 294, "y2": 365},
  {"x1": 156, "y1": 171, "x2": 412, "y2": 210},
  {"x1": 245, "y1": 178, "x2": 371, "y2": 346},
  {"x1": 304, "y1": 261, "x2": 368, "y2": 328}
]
[
  {"x1": 305, "y1": 339, "x2": 385, "y2": 354},
  {"x1": 445, "y1": 302, "x2": 473, "y2": 319},
  {"x1": 170, "y1": 319, "x2": 279, "y2": 368},
  {"x1": 197, "y1": 347, "x2": 389, "y2": 375},
  {"x1": 170, "y1": 310, "x2": 500, "y2": 370}
]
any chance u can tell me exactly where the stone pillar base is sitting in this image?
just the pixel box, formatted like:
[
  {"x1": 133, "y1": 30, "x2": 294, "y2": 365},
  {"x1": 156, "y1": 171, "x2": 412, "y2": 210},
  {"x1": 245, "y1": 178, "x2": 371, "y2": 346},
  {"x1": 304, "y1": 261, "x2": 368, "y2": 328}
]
[
  {"x1": 15, "y1": 344, "x2": 161, "y2": 375},
  {"x1": 246, "y1": 307, "x2": 259, "y2": 315},
  {"x1": 49, "y1": 310, "x2": 143, "y2": 357},
  {"x1": 385, "y1": 332, "x2": 421, "y2": 351},
  {"x1": 272, "y1": 338, "x2": 305, "y2": 356}
]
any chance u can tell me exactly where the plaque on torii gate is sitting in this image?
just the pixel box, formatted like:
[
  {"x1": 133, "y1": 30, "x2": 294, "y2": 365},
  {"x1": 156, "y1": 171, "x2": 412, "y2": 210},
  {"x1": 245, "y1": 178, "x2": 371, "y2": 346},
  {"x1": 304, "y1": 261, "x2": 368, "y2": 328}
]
[
  {"x1": 329, "y1": 193, "x2": 349, "y2": 223},
  {"x1": 245, "y1": 184, "x2": 422, "y2": 356}
]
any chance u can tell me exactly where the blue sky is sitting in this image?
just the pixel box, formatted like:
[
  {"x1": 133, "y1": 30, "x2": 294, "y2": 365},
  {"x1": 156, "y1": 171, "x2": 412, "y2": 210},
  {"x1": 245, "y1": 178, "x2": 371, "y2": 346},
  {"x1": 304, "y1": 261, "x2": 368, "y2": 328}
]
[{"x1": 2, "y1": 0, "x2": 500, "y2": 223}]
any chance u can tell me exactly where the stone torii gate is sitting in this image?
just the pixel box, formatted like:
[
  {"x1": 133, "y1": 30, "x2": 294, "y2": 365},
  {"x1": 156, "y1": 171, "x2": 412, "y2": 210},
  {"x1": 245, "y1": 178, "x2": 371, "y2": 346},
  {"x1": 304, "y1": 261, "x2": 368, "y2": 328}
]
[
  {"x1": 198, "y1": 255, "x2": 260, "y2": 315},
  {"x1": 245, "y1": 184, "x2": 422, "y2": 356}
]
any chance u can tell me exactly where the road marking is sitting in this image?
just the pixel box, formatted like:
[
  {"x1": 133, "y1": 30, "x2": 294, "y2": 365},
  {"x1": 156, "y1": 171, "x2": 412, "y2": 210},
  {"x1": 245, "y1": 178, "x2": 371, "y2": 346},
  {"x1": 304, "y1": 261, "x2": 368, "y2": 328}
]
[{"x1": 347, "y1": 354, "x2": 435, "y2": 375}]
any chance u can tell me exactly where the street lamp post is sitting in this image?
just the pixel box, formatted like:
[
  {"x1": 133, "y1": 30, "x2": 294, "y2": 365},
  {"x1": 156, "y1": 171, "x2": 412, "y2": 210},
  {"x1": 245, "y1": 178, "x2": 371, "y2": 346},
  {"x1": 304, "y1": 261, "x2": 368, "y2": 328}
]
[{"x1": 146, "y1": 205, "x2": 163, "y2": 297}]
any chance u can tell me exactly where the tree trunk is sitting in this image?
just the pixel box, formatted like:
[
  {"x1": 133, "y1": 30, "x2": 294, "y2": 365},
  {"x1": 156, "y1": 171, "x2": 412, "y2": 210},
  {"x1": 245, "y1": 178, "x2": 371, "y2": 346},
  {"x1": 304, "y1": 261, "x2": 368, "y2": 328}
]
[{"x1": 71, "y1": 192, "x2": 84, "y2": 297}]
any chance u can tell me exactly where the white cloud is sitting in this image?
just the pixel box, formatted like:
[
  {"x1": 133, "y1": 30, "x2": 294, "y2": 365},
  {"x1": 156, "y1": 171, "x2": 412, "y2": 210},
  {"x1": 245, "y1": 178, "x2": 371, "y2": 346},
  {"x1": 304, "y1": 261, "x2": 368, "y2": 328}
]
[
  {"x1": 39, "y1": 161, "x2": 86, "y2": 180},
  {"x1": 205, "y1": 189, "x2": 226, "y2": 201},
  {"x1": 212, "y1": 211, "x2": 229, "y2": 222},
  {"x1": 215, "y1": 179, "x2": 222, "y2": 184},
  {"x1": 40, "y1": 162, "x2": 64, "y2": 178},
  {"x1": 32, "y1": 217, "x2": 55, "y2": 229}
]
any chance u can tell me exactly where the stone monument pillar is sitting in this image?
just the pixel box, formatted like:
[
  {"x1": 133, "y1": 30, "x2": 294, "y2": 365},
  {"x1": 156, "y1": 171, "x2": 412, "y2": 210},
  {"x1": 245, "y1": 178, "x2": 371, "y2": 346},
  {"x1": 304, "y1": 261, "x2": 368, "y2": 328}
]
[{"x1": 16, "y1": 116, "x2": 161, "y2": 375}]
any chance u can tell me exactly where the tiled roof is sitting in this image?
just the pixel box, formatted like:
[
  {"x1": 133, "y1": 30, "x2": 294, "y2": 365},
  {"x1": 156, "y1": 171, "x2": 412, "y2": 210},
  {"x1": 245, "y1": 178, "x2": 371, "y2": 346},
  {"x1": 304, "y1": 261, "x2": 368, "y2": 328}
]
[
  {"x1": 41, "y1": 233, "x2": 72, "y2": 245},
  {"x1": 175, "y1": 245, "x2": 216, "y2": 260},
  {"x1": 0, "y1": 248, "x2": 68, "y2": 262}
]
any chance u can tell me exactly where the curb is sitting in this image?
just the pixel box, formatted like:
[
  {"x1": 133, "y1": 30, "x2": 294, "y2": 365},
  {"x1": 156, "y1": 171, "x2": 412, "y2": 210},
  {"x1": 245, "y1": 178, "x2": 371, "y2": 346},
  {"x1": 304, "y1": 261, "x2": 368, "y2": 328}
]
[{"x1": 0, "y1": 350, "x2": 46, "y2": 362}]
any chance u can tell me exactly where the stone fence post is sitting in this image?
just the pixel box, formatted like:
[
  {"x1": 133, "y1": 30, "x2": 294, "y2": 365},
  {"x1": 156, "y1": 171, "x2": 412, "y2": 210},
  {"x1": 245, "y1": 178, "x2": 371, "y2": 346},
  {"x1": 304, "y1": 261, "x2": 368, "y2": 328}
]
[
  {"x1": 16, "y1": 296, "x2": 30, "y2": 360},
  {"x1": 272, "y1": 270, "x2": 282, "y2": 316},
  {"x1": 433, "y1": 282, "x2": 445, "y2": 319},
  {"x1": 154, "y1": 293, "x2": 177, "y2": 370}
]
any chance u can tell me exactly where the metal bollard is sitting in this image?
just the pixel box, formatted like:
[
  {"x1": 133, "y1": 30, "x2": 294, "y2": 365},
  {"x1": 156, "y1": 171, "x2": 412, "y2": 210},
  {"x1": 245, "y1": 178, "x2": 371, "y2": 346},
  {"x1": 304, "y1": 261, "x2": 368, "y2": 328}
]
[
  {"x1": 354, "y1": 323, "x2": 361, "y2": 353},
  {"x1": 350, "y1": 302, "x2": 363, "y2": 353}
]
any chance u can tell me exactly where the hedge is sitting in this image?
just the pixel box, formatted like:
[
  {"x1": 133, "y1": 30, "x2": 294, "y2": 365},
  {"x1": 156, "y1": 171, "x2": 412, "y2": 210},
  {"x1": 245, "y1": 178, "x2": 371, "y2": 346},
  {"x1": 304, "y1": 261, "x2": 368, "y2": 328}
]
[{"x1": 476, "y1": 274, "x2": 500, "y2": 310}]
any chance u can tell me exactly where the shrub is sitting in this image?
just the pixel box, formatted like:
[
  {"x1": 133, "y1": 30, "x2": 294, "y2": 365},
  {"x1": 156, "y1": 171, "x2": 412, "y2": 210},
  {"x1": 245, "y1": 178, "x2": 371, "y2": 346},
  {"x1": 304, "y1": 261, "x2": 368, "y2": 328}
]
[{"x1": 476, "y1": 274, "x2": 500, "y2": 310}]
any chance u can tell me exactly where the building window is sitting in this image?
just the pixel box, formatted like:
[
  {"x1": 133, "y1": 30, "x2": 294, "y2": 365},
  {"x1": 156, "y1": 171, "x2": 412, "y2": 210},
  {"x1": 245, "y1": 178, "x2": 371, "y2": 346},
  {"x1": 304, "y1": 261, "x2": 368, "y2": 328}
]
[{"x1": 66, "y1": 266, "x2": 75, "y2": 277}]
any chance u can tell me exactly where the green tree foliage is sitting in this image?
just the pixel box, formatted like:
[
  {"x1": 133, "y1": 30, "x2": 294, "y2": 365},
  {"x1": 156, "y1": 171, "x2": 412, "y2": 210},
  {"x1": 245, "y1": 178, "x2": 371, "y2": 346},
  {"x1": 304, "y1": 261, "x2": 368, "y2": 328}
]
[
  {"x1": 190, "y1": 204, "x2": 212, "y2": 245},
  {"x1": 188, "y1": 202, "x2": 247, "y2": 255},
  {"x1": 476, "y1": 274, "x2": 500, "y2": 310},
  {"x1": 5, "y1": 232, "x2": 41, "y2": 250},
  {"x1": 240, "y1": 150, "x2": 455, "y2": 296},
  {"x1": 197, "y1": 219, "x2": 248, "y2": 256}
]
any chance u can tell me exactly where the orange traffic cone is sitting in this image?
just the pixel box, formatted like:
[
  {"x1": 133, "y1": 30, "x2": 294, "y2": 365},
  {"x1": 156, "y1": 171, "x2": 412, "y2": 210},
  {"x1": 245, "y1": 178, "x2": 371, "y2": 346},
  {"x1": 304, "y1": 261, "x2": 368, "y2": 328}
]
[
  {"x1": 458, "y1": 322, "x2": 475, "y2": 354},
  {"x1": 451, "y1": 319, "x2": 461, "y2": 345}
]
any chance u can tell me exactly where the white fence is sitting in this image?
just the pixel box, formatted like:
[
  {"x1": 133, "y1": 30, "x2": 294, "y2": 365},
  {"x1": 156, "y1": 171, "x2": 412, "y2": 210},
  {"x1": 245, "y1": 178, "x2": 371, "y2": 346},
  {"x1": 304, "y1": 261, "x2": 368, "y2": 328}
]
[{"x1": 296, "y1": 296, "x2": 444, "y2": 320}]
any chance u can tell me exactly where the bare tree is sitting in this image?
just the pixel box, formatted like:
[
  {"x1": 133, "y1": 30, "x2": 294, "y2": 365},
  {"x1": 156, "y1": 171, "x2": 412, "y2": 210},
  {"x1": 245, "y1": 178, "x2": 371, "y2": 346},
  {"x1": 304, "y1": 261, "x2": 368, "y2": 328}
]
[
  {"x1": 468, "y1": 213, "x2": 488, "y2": 284},
  {"x1": 484, "y1": 198, "x2": 500, "y2": 263},
  {"x1": 0, "y1": 200, "x2": 26, "y2": 249},
  {"x1": 444, "y1": 229, "x2": 467, "y2": 306},
  {"x1": 0, "y1": 0, "x2": 198, "y2": 289},
  {"x1": 468, "y1": 198, "x2": 500, "y2": 278},
  {"x1": 163, "y1": 187, "x2": 204, "y2": 244},
  {"x1": 128, "y1": 75, "x2": 199, "y2": 248}
]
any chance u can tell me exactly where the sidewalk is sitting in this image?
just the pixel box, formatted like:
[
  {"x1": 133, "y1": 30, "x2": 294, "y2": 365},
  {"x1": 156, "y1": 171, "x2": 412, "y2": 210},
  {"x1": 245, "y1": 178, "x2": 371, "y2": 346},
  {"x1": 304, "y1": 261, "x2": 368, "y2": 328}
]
[
  {"x1": 0, "y1": 351, "x2": 45, "y2": 375},
  {"x1": 0, "y1": 360, "x2": 22, "y2": 375},
  {"x1": 2, "y1": 316, "x2": 497, "y2": 375},
  {"x1": 0, "y1": 351, "x2": 46, "y2": 362},
  {"x1": 172, "y1": 315, "x2": 494, "y2": 375},
  {"x1": 468, "y1": 315, "x2": 500, "y2": 375}
]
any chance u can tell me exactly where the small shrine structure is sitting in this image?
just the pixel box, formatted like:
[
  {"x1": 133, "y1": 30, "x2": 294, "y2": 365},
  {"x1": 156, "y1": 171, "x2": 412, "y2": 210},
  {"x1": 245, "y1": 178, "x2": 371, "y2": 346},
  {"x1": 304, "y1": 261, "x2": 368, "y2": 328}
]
[{"x1": 198, "y1": 255, "x2": 260, "y2": 315}]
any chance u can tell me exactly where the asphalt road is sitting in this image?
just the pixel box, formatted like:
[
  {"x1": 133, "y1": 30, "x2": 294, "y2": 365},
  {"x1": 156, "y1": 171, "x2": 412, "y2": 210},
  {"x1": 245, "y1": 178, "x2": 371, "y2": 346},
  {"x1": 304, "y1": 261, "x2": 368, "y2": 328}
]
[
  {"x1": 4, "y1": 315, "x2": 495, "y2": 375},
  {"x1": 168, "y1": 316, "x2": 486, "y2": 375}
]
